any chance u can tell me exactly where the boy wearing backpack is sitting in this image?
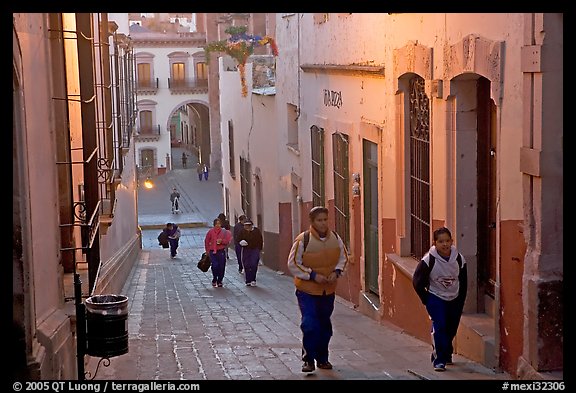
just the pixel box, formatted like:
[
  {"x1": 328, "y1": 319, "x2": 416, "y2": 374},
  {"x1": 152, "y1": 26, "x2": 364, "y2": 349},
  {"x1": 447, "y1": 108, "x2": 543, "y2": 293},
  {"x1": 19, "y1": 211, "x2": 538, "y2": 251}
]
[{"x1": 412, "y1": 227, "x2": 468, "y2": 372}]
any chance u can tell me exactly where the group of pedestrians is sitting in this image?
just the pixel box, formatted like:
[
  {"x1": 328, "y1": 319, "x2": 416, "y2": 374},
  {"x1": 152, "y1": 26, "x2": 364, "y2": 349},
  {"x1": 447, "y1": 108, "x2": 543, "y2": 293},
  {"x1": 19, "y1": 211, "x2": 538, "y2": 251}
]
[
  {"x1": 203, "y1": 213, "x2": 264, "y2": 288},
  {"x1": 285, "y1": 207, "x2": 467, "y2": 374},
  {"x1": 196, "y1": 162, "x2": 209, "y2": 181},
  {"x1": 177, "y1": 149, "x2": 208, "y2": 180},
  {"x1": 158, "y1": 198, "x2": 468, "y2": 375}
]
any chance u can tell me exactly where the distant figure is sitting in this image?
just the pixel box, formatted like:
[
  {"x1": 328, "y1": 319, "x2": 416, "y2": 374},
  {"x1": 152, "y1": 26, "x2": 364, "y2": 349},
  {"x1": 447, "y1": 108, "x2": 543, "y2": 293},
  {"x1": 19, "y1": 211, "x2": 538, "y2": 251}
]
[
  {"x1": 170, "y1": 187, "x2": 180, "y2": 213},
  {"x1": 196, "y1": 162, "x2": 203, "y2": 181},
  {"x1": 203, "y1": 163, "x2": 209, "y2": 181},
  {"x1": 233, "y1": 215, "x2": 247, "y2": 273},
  {"x1": 181, "y1": 152, "x2": 188, "y2": 168},
  {"x1": 218, "y1": 213, "x2": 231, "y2": 259}
]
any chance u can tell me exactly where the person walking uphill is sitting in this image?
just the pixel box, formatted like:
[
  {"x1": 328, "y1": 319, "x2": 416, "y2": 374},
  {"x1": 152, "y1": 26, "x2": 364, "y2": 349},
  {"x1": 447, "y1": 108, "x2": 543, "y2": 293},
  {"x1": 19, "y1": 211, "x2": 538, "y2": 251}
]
[
  {"x1": 204, "y1": 218, "x2": 232, "y2": 287},
  {"x1": 237, "y1": 220, "x2": 263, "y2": 287},
  {"x1": 233, "y1": 215, "x2": 247, "y2": 273},
  {"x1": 181, "y1": 152, "x2": 188, "y2": 168},
  {"x1": 170, "y1": 187, "x2": 180, "y2": 213},
  {"x1": 161, "y1": 222, "x2": 181, "y2": 258},
  {"x1": 287, "y1": 206, "x2": 348, "y2": 373},
  {"x1": 196, "y1": 162, "x2": 203, "y2": 181},
  {"x1": 412, "y1": 226, "x2": 467, "y2": 372},
  {"x1": 217, "y1": 213, "x2": 231, "y2": 259}
]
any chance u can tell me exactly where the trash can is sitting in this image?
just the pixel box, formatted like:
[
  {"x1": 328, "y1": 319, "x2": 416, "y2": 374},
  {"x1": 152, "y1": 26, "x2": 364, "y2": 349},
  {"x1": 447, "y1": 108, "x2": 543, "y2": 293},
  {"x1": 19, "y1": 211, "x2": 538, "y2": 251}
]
[{"x1": 85, "y1": 294, "x2": 128, "y2": 358}]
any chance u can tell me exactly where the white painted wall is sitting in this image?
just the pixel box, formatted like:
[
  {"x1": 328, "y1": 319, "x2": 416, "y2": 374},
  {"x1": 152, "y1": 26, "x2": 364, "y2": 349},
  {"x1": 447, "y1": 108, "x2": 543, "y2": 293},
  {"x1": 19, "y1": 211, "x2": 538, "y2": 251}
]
[
  {"x1": 274, "y1": 13, "x2": 304, "y2": 205},
  {"x1": 219, "y1": 57, "x2": 281, "y2": 232},
  {"x1": 109, "y1": 13, "x2": 129, "y2": 34}
]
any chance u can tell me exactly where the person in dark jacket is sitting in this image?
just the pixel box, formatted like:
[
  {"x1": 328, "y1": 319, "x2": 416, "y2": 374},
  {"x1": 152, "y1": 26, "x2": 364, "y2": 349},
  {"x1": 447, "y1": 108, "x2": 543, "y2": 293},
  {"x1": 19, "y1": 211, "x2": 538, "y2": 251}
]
[
  {"x1": 170, "y1": 187, "x2": 180, "y2": 213},
  {"x1": 233, "y1": 215, "x2": 247, "y2": 273},
  {"x1": 217, "y1": 213, "x2": 231, "y2": 231},
  {"x1": 217, "y1": 213, "x2": 231, "y2": 259},
  {"x1": 236, "y1": 220, "x2": 263, "y2": 286},
  {"x1": 412, "y1": 227, "x2": 467, "y2": 372},
  {"x1": 196, "y1": 162, "x2": 203, "y2": 181},
  {"x1": 181, "y1": 152, "x2": 188, "y2": 168},
  {"x1": 161, "y1": 222, "x2": 181, "y2": 258}
]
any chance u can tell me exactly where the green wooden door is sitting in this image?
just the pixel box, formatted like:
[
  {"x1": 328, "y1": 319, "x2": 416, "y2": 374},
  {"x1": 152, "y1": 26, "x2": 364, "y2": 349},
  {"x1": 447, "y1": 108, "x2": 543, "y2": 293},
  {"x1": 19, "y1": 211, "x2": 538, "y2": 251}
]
[{"x1": 363, "y1": 139, "x2": 379, "y2": 295}]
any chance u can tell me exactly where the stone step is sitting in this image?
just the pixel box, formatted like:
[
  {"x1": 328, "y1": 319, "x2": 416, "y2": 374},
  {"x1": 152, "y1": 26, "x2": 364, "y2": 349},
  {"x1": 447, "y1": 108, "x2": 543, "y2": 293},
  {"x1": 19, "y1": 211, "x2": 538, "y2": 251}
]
[{"x1": 456, "y1": 313, "x2": 497, "y2": 370}]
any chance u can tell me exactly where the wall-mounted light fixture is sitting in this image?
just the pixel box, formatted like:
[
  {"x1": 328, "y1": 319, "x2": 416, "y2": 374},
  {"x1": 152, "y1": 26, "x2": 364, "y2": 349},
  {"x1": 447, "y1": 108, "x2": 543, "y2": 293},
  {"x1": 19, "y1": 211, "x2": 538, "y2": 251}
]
[
  {"x1": 352, "y1": 173, "x2": 361, "y2": 196},
  {"x1": 143, "y1": 178, "x2": 154, "y2": 189}
]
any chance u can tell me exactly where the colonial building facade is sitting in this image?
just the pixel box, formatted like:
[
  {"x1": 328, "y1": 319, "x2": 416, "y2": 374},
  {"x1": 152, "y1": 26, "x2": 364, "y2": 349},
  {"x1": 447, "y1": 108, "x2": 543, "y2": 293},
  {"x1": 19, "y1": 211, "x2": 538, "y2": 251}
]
[
  {"x1": 218, "y1": 13, "x2": 562, "y2": 379},
  {"x1": 13, "y1": 13, "x2": 141, "y2": 379},
  {"x1": 130, "y1": 23, "x2": 210, "y2": 177}
]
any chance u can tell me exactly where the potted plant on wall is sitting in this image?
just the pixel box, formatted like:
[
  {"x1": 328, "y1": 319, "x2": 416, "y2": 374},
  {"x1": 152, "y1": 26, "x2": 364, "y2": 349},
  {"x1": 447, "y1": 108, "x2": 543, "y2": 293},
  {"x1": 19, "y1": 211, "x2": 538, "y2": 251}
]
[{"x1": 204, "y1": 26, "x2": 278, "y2": 97}]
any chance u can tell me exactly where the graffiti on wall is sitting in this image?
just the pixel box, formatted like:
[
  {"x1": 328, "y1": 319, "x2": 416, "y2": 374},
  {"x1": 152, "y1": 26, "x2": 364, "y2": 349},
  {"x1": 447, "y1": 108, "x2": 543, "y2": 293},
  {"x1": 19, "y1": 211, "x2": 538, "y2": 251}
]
[{"x1": 323, "y1": 89, "x2": 343, "y2": 108}]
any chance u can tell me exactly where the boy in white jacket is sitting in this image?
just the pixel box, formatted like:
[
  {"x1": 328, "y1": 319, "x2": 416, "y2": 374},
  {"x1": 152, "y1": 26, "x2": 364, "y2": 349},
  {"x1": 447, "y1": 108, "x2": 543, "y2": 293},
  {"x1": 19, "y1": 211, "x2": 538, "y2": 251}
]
[{"x1": 413, "y1": 227, "x2": 467, "y2": 372}]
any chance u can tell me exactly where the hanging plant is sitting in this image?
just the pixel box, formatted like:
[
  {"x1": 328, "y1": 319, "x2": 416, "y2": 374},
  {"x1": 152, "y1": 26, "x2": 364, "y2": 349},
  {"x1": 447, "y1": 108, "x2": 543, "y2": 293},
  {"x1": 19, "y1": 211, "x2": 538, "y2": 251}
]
[{"x1": 204, "y1": 25, "x2": 279, "y2": 97}]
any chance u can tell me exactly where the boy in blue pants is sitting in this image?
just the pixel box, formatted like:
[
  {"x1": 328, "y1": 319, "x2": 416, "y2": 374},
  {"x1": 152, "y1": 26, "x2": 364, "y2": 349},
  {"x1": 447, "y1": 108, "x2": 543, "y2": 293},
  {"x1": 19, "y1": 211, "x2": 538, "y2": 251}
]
[{"x1": 413, "y1": 227, "x2": 467, "y2": 371}]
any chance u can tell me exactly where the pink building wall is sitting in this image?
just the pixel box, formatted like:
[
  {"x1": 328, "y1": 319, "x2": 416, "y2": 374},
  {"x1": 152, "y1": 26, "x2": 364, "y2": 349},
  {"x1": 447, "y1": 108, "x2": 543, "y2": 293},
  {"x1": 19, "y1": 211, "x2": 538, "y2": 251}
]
[{"x1": 13, "y1": 13, "x2": 76, "y2": 379}]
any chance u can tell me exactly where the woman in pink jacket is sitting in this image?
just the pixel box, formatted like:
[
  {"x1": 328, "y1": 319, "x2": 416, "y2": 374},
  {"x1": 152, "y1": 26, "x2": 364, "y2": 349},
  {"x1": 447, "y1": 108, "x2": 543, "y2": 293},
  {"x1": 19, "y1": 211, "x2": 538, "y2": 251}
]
[{"x1": 204, "y1": 218, "x2": 232, "y2": 287}]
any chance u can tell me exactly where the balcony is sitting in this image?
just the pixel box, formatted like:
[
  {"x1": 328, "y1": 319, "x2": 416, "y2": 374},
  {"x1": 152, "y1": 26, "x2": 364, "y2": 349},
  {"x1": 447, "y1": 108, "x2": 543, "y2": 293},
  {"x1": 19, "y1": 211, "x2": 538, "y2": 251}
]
[
  {"x1": 168, "y1": 77, "x2": 208, "y2": 94},
  {"x1": 137, "y1": 78, "x2": 159, "y2": 95},
  {"x1": 134, "y1": 125, "x2": 161, "y2": 142}
]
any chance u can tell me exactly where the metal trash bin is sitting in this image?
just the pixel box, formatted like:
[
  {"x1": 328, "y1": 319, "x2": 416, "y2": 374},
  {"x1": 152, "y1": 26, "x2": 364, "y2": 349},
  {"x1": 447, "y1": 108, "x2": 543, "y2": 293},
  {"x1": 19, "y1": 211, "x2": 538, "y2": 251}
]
[{"x1": 85, "y1": 294, "x2": 128, "y2": 358}]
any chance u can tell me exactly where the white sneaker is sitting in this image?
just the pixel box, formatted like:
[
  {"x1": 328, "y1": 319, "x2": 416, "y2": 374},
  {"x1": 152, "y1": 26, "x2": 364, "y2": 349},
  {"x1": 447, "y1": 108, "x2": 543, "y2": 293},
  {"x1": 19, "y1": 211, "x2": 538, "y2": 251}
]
[{"x1": 250, "y1": 281, "x2": 257, "y2": 287}]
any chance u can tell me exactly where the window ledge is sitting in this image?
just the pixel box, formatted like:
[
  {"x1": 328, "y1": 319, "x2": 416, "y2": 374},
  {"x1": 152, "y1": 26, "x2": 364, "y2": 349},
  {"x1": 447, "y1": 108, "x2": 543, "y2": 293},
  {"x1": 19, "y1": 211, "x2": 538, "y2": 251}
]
[
  {"x1": 287, "y1": 144, "x2": 300, "y2": 156},
  {"x1": 386, "y1": 253, "x2": 419, "y2": 279}
]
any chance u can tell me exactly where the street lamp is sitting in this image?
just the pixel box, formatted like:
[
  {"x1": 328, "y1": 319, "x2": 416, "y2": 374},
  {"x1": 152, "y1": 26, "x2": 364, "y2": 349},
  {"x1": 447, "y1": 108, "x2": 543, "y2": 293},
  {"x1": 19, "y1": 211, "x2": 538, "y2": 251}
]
[{"x1": 143, "y1": 178, "x2": 154, "y2": 189}]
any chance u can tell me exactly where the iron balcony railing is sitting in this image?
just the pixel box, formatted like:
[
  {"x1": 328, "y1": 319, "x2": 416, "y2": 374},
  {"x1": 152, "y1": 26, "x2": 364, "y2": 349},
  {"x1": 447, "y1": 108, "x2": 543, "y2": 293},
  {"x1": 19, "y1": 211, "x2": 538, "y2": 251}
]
[
  {"x1": 137, "y1": 77, "x2": 159, "y2": 92},
  {"x1": 137, "y1": 124, "x2": 161, "y2": 135},
  {"x1": 167, "y1": 77, "x2": 208, "y2": 92}
]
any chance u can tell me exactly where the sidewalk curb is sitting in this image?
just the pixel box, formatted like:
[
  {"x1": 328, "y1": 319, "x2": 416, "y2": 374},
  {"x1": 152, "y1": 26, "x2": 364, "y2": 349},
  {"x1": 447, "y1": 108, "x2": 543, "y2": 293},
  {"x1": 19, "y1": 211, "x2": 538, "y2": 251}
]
[{"x1": 139, "y1": 222, "x2": 208, "y2": 230}]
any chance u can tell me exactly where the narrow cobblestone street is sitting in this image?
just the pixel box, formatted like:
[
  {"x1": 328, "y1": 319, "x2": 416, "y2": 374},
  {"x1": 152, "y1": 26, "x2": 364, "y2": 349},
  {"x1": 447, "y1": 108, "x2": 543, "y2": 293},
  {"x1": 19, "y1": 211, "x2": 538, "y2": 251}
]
[{"x1": 89, "y1": 150, "x2": 508, "y2": 381}]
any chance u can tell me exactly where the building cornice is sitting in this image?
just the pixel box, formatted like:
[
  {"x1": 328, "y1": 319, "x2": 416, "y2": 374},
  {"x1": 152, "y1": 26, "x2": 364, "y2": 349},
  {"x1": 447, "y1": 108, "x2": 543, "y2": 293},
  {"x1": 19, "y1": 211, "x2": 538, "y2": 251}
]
[
  {"x1": 133, "y1": 39, "x2": 206, "y2": 48},
  {"x1": 300, "y1": 63, "x2": 385, "y2": 78},
  {"x1": 131, "y1": 32, "x2": 206, "y2": 48}
]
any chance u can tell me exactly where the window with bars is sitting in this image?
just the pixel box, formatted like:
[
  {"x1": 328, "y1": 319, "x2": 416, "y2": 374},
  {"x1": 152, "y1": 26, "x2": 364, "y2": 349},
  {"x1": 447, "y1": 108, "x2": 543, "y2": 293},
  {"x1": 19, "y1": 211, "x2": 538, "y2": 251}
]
[
  {"x1": 409, "y1": 75, "x2": 431, "y2": 260},
  {"x1": 240, "y1": 156, "x2": 252, "y2": 218},
  {"x1": 311, "y1": 125, "x2": 325, "y2": 207},
  {"x1": 228, "y1": 120, "x2": 236, "y2": 177},
  {"x1": 333, "y1": 132, "x2": 350, "y2": 248}
]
